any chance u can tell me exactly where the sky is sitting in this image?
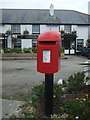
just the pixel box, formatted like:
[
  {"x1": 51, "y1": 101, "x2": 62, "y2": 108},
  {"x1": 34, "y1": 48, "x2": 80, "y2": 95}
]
[{"x1": 0, "y1": 0, "x2": 90, "y2": 14}]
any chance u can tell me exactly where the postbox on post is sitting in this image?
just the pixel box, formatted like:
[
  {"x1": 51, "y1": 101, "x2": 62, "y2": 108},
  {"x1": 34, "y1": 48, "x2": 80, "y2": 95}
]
[
  {"x1": 37, "y1": 30, "x2": 61, "y2": 117},
  {"x1": 37, "y1": 30, "x2": 61, "y2": 74}
]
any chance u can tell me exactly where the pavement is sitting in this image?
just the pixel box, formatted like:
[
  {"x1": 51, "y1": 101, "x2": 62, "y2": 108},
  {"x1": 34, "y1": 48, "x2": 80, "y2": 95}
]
[
  {"x1": 0, "y1": 56, "x2": 68, "y2": 60},
  {"x1": 1, "y1": 99, "x2": 24, "y2": 119},
  {"x1": 0, "y1": 57, "x2": 37, "y2": 60},
  {"x1": 1, "y1": 55, "x2": 89, "y2": 119}
]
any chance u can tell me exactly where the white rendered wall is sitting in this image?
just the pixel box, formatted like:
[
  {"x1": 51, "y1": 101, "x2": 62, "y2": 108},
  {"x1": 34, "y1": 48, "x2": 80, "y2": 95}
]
[
  {"x1": 0, "y1": 24, "x2": 89, "y2": 48},
  {"x1": 60, "y1": 25, "x2": 64, "y2": 30},
  {"x1": 40, "y1": 25, "x2": 77, "y2": 32},
  {"x1": 21, "y1": 25, "x2": 32, "y2": 35},
  {"x1": 7, "y1": 35, "x2": 12, "y2": 48},
  {"x1": 40, "y1": 25, "x2": 47, "y2": 33},
  {"x1": 0, "y1": 25, "x2": 12, "y2": 48},
  {"x1": 40, "y1": 25, "x2": 59, "y2": 33},
  {"x1": 21, "y1": 39, "x2": 32, "y2": 49},
  {"x1": 72, "y1": 25, "x2": 77, "y2": 31},
  {"x1": 46, "y1": 25, "x2": 59, "y2": 31},
  {"x1": 77, "y1": 25, "x2": 88, "y2": 46},
  {"x1": 0, "y1": 25, "x2": 11, "y2": 33}
]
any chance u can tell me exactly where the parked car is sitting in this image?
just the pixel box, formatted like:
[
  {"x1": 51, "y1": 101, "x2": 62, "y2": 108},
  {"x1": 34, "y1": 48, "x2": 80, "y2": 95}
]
[{"x1": 82, "y1": 47, "x2": 90, "y2": 57}]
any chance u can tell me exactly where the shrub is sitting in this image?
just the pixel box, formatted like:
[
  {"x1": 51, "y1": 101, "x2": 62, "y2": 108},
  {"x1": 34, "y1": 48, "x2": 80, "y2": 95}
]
[
  {"x1": 23, "y1": 48, "x2": 32, "y2": 53},
  {"x1": 18, "y1": 72, "x2": 90, "y2": 119},
  {"x1": 23, "y1": 29, "x2": 29, "y2": 35},
  {"x1": 32, "y1": 47, "x2": 37, "y2": 53},
  {"x1": 0, "y1": 33, "x2": 5, "y2": 37},
  {"x1": 6, "y1": 29, "x2": 12, "y2": 35},
  {"x1": 61, "y1": 47, "x2": 65, "y2": 53},
  {"x1": 3, "y1": 48, "x2": 22, "y2": 53},
  {"x1": 29, "y1": 82, "x2": 63, "y2": 107},
  {"x1": 3, "y1": 47, "x2": 37, "y2": 53},
  {"x1": 62, "y1": 97, "x2": 90, "y2": 119},
  {"x1": 29, "y1": 82, "x2": 45, "y2": 107},
  {"x1": 72, "y1": 31, "x2": 77, "y2": 34},
  {"x1": 51, "y1": 114, "x2": 61, "y2": 119},
  {"x1": 65, "y1": 72, "x2": 85, "y2": 94},
  {"x1": 60, "y1": 30, "x2": 65, "y2": 34},
  {"x1": 4, "y1": 48, "x2": 11, "y2": 53}
]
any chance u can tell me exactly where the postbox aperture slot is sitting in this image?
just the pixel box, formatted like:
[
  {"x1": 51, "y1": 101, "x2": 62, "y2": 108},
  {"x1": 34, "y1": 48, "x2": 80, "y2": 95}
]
[{"x1": 39, "y1": 41, "x2": 56, "y2": 44}]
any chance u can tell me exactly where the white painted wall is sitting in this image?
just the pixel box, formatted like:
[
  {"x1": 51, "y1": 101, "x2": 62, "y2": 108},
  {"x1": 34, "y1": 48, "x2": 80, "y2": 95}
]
[
  {"x1": 88, "y1": 25, "x2": 90, "y2": 38},
  {"x1": 0, "y1": 24, "x2": 89, "y2": 49},
  {"x1": 40, "y1": 25, "x2": 47, "y2": 33},
  {"x1": 77, "y1": 25, "x2": 88, "y2": 46},
  {"x1": 46, "y1": 25, "x2": 59, "y2": 31},
  {"x1": 0, "y1": 25, "x2": 11, "y2": 33},
  {"x1": 40, "y1": 25, "x2": 77, "y2": 33},
  {"x1": 60, "y1": 25, "x2": 64, "y2": 30},
  {"x1": 7, "y1": 35, "x2": 12, "y2": 48},
  {"x1": 21, "y1": 39, "x2": 32, "y2": 49},
  {"x1": 40, "y1": 25, "x2": 59, "y2": 33},
  {"x1": 72, "y1": 25, "x2": 77, "y2": 31},
  {"x1": 0, "y1": 24, "x2": 2, "y2": 33},
  {"x1": 21, "y1": 25, "x2": 32, "y2": 35}
]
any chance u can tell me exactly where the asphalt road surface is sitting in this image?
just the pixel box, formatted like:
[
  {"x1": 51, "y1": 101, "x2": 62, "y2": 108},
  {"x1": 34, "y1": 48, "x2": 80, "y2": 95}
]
[{"x1": 2, "y1": 55, "x2": 87, "y2": 98}]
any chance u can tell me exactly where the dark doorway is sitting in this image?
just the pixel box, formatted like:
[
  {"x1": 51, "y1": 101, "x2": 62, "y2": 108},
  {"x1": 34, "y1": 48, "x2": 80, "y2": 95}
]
[{"x1": 62, "y1": 33, "x2": 77, "y2": 54}]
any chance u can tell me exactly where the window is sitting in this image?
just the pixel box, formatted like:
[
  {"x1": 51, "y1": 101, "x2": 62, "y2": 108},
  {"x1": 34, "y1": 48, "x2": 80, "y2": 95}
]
[
  {"x1": 32, "y1": 25, "x2": 40, "y2": 34},
  {"x1": 64, "y1": 25, "x2": 71, "y2": 33},
  {"x1": 13, "y1": 39, "x2": 21, "y2": 48},
  {"x1": 32, "y1": 39, "x2": 37, "y2": 47},
  {"x1": 77, "y1": 39, "x2": 84, "y2": 49},
  {"x1": 88, "y1": 26, "x2": 90, "y2": 38},
  {"x1": 12, "y1": 25, "x2": 21, "y2": 33}
]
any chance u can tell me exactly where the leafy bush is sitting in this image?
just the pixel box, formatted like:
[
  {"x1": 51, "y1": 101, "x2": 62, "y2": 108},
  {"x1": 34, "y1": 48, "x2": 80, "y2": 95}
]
[
  {"x1": 3, "y1": 48, "x2": 22, "y2": 53},
  {"x1": 60, "y1": 30, "x2": 65, "y2": 34},
  {"x1": 61, "y1": 47, "x2": 65, "y2": 53},
  {"x1": 3, "y1": 48, "x2": 33, "y2": 53},
  {"x1": 53, "y1": 84, "x2": 64, "y2": 98},
  {"x1": 65, "y1": 72, "x2": 85, "y2": 93},
  {"x1": 3, "y1": 47, "x2": 37, "y2": 53},
  {"x1": 62, "y1": 96, "x2": 90, "y2": 119},
  {"x1": 4, "y1": 48, "x2": 11, "y2": 53},
  {"x1": 10, "y1": 48, "x2": 22, "y2": 53},
  {"x1": 23, "y1": 29, "x2": 29, "y2": 35},
  {"x1": 29, "y1": 82, "x2": 63, "y2": 107},
  {"x1": 51, "y1": 114, "x2": 61, "y2": 119},
  {"x1": 32, "y1": 47, "x2": 37, "y2": 53},
  {"x1": 6, "y1": 29, "x2": 12, "y2": 35},
  {"x1": 23, "y1": 48, "x2": 32, "y2": 53},
  {"x1": 18, "y1": 72, "x2": 90, "y2": 119},
  {"x1": 29, "y1": 82, "x2": 45, "y2": 107}
]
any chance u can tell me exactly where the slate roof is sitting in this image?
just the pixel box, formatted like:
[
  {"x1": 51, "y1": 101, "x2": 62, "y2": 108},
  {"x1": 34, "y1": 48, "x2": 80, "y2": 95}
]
[{"x1": 0, "y1": 9, "x2": 90, "y2": 25}]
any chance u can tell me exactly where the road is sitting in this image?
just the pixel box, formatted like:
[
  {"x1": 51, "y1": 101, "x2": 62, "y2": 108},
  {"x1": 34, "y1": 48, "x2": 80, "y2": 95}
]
[{"x1": 2, "y1": 55, "x2": 87, "y2": 99}]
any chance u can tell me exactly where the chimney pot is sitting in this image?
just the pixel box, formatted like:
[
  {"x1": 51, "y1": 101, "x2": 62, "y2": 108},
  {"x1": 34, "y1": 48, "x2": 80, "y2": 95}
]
[{"x1": 50, "y1": 4, "x2": 54, "y2": 16}]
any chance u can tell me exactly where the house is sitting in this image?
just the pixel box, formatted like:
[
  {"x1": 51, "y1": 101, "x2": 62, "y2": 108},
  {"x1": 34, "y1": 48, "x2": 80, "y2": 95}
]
[{"x1": 0, "y1": 4, "x2": 90, "y2": 54}]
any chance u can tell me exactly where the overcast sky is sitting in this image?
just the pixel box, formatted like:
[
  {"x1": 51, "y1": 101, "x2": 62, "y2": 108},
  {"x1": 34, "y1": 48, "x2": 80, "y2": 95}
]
[{"x1": 0, "y1": 0, "x2": 90, "y2": 14}]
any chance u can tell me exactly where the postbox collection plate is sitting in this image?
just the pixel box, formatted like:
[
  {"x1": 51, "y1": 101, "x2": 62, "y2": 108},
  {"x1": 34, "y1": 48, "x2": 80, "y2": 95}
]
[{"x1": 43, "y1": 50, "x2": 51, "y2": 63}]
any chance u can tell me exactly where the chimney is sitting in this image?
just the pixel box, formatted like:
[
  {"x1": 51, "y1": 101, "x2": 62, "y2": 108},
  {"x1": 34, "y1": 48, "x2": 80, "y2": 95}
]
[{"x1": 50, "y1": 4, "x2": 54, "y2": 16}]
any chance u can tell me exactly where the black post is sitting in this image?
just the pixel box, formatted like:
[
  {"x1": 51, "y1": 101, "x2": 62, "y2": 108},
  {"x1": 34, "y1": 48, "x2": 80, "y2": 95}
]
[{"x1": 45, "y1": 74, "x2": 53, "y2": 117}]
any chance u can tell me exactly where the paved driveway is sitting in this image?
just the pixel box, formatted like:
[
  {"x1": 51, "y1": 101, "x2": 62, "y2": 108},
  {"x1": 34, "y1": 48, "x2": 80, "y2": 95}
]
[{"x1": 2, "y1": 55, "x2": 87, "y2": 98}]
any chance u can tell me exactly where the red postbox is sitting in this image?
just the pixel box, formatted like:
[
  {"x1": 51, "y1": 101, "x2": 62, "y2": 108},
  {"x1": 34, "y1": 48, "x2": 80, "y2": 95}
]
[{"x1": 37, "y1": 31, "x2": 61, "y2": 74}]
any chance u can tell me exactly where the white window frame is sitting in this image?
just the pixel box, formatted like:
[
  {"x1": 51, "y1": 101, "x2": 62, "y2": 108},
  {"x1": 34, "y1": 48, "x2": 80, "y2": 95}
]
[
  {"x1": 12, "y1": 25, "x2": 21, "y2": 33},
  {"x1": 32, "y1": 25, "x2": 40, "y2": 34},
  {"x1": 64, "y1": 25, "x2": 71, "y2": 33}
]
